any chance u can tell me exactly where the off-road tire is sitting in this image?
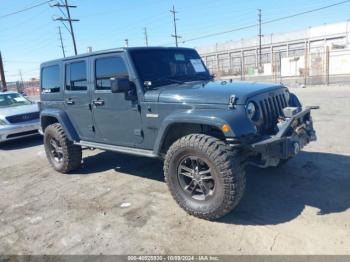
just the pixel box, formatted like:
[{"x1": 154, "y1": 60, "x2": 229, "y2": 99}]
[
  {"x1": 44, "y1": 123, "x2": 82, "y2": 173},
  {"x1": 164, "y1": 134, "x2": 246, "y2": 220}
]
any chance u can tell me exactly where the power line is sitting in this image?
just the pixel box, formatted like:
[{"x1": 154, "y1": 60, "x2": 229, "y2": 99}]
[
  {"x1": 0, "y1": 6, "x2": 50, "y2": 34},
  {"x1": 51, "y1": 0, "x2": 79, "y2": 55},
  {"x1": 0, "y1": 0, "x2": 53, "y2": 20},
  {"x1": 169, "y1": 5, "x2": 181, "y2": 47},
  {"x1": 180, "y1": 0, "x2": 350, "y2": 44},
  {"x1": 4, "y1": 60, "x2": 42, "y2": 63}
]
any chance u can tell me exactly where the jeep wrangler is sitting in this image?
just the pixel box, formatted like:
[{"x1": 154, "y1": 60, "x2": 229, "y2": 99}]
[{"x1": 39, "y1": 47, "x2": 317, "y2": 220}]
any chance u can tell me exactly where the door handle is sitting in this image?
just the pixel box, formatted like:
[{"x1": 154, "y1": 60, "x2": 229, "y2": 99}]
[
  {"x1": 66, "y1": 98, "x2": 75, "y2": 105},
  {"x1": 92, "y1": 98, "x2": 105, "y2": 106}
]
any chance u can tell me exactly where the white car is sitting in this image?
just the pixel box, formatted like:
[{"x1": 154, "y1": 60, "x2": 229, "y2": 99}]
[{"x1": 0, "y1": 91, "x2": 40, "y2": 143}]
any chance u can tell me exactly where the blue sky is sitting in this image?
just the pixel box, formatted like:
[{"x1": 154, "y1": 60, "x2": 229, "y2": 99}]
[{"x1": 1, "y1": 0, "x2": 350, "y2": 81}]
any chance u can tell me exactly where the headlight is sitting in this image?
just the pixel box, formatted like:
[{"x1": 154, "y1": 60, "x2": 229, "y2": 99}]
[
  {"x1": 246, "y1": 102, "x2": 258, "y2": 121},
  {"x1": 0, "y1": 119, "x2": 7, "y2": 125}
]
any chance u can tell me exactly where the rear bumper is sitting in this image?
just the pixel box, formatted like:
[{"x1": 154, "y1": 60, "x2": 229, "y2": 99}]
[
  {"x1": 250, "y1": 106, "x2": 318, "y2": 159},
  {"x1": 0, "y1": 120, "x2": 41, "y2": 142}
]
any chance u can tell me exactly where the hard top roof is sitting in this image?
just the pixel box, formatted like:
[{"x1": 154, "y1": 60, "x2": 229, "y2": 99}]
[{"x1": 41, "y1": 46, "x2": 196, "y2": 66}]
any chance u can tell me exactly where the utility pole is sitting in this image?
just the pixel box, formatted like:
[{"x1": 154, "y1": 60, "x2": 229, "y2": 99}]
[
  {"x1": 258, "y1": 9, "x2": 262, "y2": 71},
  {"x1": 19, "y1": 70, "x2": 23, "y2": 83},
  {"x1": 144, "y1": 27, "x2": 149, "y2": 47},
  {"x1": 52, "y1": 0, "x2": 79, "y2": 55},
  {"x1": 169, "y1": 5, "x2": 181, "y2": 47},
  {"x1": 58, "y1": 26, "x2": 66, "y2": 57},
  {"x1": 0, "y1": 52, "x2": 7, "y2": 92},
  {"x1": 18, "y1": 70, "x2": 24, "y2": 93}
]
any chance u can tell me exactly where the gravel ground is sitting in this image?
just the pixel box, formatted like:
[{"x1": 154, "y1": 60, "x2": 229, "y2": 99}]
[{"x1": 0, "y1": 85, "x2": 349, "y2": 255}]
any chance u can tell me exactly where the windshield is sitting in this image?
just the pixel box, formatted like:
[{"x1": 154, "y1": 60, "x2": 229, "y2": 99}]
[
  {"x1": 129, "y1": 49, "x2": 211, "y2": 88},
  {"x1": 0, "y1": 93, "x2": 32, "y2": 108}
]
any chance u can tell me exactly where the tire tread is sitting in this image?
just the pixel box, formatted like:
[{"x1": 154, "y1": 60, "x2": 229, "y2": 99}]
[
  {"x1": 44, "y1": 123, "x2": 82, "y2": 173},
  {"x1": 164, "y1": 134, "x2": 246, "y2": 220}
]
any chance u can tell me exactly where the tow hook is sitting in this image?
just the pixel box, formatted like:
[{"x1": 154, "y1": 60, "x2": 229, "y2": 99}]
[{"x1": 293, "y1": 142, "x2": 300, "y2": 155}]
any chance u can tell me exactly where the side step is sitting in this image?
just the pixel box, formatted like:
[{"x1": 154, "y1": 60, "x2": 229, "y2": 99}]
[{"x1": 75, "y1": 140, "x2": 158, "y2": 158}]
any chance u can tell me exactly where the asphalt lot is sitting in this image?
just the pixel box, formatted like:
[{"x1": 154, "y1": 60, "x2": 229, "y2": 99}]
[{"x1": 1, "y1": 85, "x2": 350, "y2": 255}]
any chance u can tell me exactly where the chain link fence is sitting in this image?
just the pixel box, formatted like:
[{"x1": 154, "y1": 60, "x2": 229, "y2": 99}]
[
  {"x1": 5, "y1": 80, "x2": 40, "y2": 96},
  {"x1": 201, "y1": 46, "x2": 350, "y2": 87}
]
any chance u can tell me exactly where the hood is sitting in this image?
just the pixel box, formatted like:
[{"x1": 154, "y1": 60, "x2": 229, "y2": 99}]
[
  {"x1": 145, "y1": 81, "x2": 285, "y2": 105},
  {"x1": 0, "y1": 103, "x2": 39, "y2": 117}
]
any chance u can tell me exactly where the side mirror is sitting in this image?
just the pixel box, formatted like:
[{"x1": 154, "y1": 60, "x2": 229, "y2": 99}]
[{"x1": 111, "y1": 78, "x2": 130, "y2": 93}]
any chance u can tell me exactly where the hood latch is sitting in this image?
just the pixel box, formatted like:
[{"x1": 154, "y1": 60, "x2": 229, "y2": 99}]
[{"x1": 228, "y1": 95, "x2": 237, "y2": 109}]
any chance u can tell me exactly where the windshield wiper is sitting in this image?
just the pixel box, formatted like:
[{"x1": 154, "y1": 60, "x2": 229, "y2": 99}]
[
  {"x1": 176, "y1": 75, "x2": 212, "y2": 83},
  {"x1": 153, "y1": 77, "x2": 185, "y2": 84},
  {"x1": 145, "y1": 78, "x2": 185, "y2": 89},
  {"x1": 193, "y1": 75, "x2": 213, "y2": 81}
]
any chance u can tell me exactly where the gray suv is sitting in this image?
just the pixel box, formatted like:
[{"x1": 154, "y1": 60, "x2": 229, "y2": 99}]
[{"x1": 40, "y1": 47, "x2": 318, "y2": 220}]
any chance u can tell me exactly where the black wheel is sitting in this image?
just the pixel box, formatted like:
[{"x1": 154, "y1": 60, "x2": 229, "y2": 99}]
[
  {"x1": 44, "y1": 123, "x2": 82, "y2": 173},
  {"x1": 164, "y1": 134, "x2": 246, "y2": 220}
]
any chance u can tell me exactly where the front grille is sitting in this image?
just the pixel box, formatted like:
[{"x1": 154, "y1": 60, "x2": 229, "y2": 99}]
[
  {"x1": 6, "y1": 112, "x2": 40, "y2": 124},
  {"x1": 257, "y1": 93, "x2": 288, "y2": 133}
]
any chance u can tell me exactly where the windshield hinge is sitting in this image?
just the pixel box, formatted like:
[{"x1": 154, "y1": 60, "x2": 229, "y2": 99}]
[{"x1": 88, "y1": 125, "x2": 95, "y2": 132}]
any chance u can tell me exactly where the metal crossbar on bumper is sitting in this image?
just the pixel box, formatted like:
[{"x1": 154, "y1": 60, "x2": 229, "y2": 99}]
[{"x1": 251, "y1": 106, "x2": 318, "y2": 159}]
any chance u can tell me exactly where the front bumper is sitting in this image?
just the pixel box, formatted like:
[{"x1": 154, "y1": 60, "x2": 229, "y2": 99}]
[
  {"x1": 0, "y1": 120, "x2": 41, "y2": 142},
  {"x1": 250, "y1": 106, "x2": 318, "y2": 160}
]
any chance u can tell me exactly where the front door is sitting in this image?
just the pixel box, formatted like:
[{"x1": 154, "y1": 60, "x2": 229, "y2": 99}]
[
  {"x1": 64, "y1": 59, "x2": 95, "y2": 141},
  {"x1": 90, "y1": 53, "x2": 143, "y2": 147}
]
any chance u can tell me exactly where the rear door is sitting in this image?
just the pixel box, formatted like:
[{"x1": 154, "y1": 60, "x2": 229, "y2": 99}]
[
  {"x1": 90, "y1": 53, "x2": 143, "y2": 147},
  {"x1": 64, "y1": 59, "x2": 95, "y2": 141}
]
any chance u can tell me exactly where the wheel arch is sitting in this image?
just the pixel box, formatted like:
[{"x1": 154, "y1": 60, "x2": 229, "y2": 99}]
[
  {"x1": 40, "y1": 109, "x2": 79, "y2": 141},
  {"x1": 154, "y1": 112, "x2": 232, "y2": 156}
]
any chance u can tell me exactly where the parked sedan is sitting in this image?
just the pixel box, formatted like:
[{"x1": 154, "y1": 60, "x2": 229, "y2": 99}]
[{"x1": 0, "y1": 91, "x2": 40, "y2": 143}]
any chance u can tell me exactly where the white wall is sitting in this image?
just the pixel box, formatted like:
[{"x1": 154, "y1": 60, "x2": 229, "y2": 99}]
[
  {"x1": 281, "y1": 56, "x2": 305, "y2": 77},
  {"x1": 197, "y1": 21, "x2": 349, "y2": 55},
  {"x1": 330, "y1": 51, "x2": 350, "y2": 75}
]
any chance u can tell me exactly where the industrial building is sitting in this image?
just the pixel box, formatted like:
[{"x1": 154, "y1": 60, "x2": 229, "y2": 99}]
[{"x1": 197, "y1": 21, "x2": 350, "y2": 86}]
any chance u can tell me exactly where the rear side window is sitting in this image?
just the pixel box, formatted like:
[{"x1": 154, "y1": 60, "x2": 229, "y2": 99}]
[
  {"x1": 95, "y1": 56, "x2": 128, "y2": 90},
  {"x1": 41, "y1": 65, "x2": 60, "y2": 93},
  {"x1": 65, "y1": 61, "x2": 87, "y2": 91}
]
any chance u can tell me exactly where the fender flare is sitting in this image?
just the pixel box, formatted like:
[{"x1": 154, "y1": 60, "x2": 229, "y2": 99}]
[
  {"x1": 152, "y1": 108, "x2": 256, "y2": 155},
  {"x1": 40, "y1": 109, "x2": 79, "y2": 141},
  {"x1": 289, "y1": 93, "x2": 302, "y2": 107}
]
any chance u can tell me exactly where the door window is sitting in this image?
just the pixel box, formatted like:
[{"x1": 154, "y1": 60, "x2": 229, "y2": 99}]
[
  {"x1": 95, "y1": 56, "x2": 129, "y2": 90},
  {"x1": 65, "y1": 61, "x2": 87, "y2": 91},
  {"x1": 41, "y1": 65, "x2": 60, "y2": 93}
]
